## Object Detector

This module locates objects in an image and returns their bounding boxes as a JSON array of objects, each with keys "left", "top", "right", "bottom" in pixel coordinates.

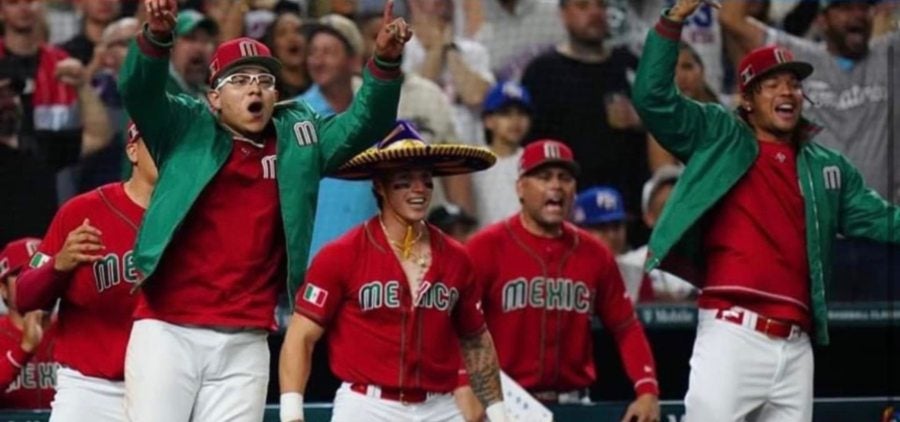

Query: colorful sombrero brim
[{"left": 332, "top": 144, "right": 497, "bottom": 180}]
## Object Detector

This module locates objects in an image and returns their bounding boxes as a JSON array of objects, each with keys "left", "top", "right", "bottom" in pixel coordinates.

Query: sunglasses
[{"left": 215, "top": 73, "right": 277, "bottom": 90}]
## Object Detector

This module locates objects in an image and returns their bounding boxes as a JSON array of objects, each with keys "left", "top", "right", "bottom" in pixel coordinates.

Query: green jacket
[
  {"left": 119, "top": 32, "right": 402, "bottom": 304},
  {"left": 632, "top": 19, "right": 900, "bottom": 345}
]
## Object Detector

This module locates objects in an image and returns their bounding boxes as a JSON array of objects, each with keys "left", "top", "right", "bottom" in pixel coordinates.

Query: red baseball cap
[
  {"left": 738, "top": 45, "right": 813, "bottom": 92},
  {"left": 0, "top": 238, "right": 41, "bottom": 280},
  {"left": 208, "top": 37, "right": 282, "bottom": 85},
  {"left": 519, "top": 139, "right": 579, "bottom": 176}
]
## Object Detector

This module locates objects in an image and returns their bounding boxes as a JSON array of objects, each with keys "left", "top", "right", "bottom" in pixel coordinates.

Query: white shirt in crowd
[{"left": 472, "top": 148, "right": 523, "bottom": 228}]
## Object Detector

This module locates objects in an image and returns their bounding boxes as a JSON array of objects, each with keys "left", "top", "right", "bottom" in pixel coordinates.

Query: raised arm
[
  {"left": 632, "top": 1, "right": 728, "bottom": 161},
  {"left": 719, "top": 0, "right": 768, "bottom": 56},
  {"left": 278, "top": 313, "right": 325, "bottom": 422},
  {"left": 118, "top": 0, "right": 199, "bottom": 162},
  {"left": 317, "top": 0, "right": 411, "bottom": 173}
]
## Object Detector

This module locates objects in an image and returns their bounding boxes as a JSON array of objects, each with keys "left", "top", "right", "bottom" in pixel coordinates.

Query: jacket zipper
[{"left": 801, "top": 150, "right": 824, "bottom": 330}]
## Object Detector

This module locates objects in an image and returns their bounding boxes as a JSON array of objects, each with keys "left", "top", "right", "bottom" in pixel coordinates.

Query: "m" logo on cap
[
  {"left": 239, "top": 41, "right": 260, "bottom": 57},
  {"left": 773, "top": 48, "right": 790, "bottom": 64},
  {"left": 543, "top": 142, "right": 561, "bottom": 159}
]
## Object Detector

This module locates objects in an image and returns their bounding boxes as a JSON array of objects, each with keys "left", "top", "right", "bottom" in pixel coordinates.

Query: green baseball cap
[{"left": 175, "top": 10, "right": 220, "bottom": 38}]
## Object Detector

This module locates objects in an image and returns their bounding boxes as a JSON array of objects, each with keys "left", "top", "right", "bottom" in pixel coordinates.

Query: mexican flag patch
[
  {"left": 302, "top": 283, "right": 328, "bottom": 308},
  {"left": 29, "top": 252, "right": 50, "bottom": 269}
]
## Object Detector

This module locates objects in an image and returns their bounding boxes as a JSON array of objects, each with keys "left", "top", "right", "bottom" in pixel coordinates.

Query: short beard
[{"left": 570, "top": 34, "right": 605, "bottom": 50}]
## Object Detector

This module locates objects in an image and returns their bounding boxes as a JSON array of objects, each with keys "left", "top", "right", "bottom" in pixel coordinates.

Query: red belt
[
  {"left": 350, "top": 383, "right": 430, "bottom": 404},
  {"left": 714, "top": 308, "right": 798, "bottom": 339}
]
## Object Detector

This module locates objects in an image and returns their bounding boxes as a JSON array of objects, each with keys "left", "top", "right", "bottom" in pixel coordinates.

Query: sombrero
[{"left": 333, "top": 121, "right": 497, "bottom": 180}]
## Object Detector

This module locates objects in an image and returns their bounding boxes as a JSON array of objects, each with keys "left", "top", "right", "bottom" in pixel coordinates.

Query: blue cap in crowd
[
  {"left": 483, "top": 81, "right": 533, "bottom": 115},
  {"left": 572, "top": 186, "right": 626, "bottom": 226}
]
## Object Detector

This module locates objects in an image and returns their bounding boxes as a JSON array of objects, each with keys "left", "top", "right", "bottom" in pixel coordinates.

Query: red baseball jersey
[
  {"left": 295, "top": 217, "right": 485, "bottom": 393},
  {"left": 0, "top": 316, "right": 57, "bottom": 409},
  {"left": 134, "top": 137, "right": 285, "bottom": 330},
  {"left": 16, "top": 183, "right": 143, "bottom": 380},
  {"left": 701, "top": 140, "right": 811, "bottom": 330},
  {"left": 467, "top": 215, "right": 659, "bottom": 395}
]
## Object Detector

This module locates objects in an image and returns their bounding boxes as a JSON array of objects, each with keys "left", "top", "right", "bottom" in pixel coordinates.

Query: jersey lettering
[
  {"left": 358, "top": 280, "right": 457, "bottom": 312},
  {"left": 501, "top": 277, "right": 592, "bottom": 313},
  {"left": 5, "top": 362, "right": 58, "bottom": 392},
  {"left": 417, "top": 282, "right": 459, "bottom": 312},
  {"left": 93, "top": 250, "right": 138, "bottom": 293}
]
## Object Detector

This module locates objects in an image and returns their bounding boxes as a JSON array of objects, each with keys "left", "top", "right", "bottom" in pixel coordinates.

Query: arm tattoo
[{"left": 460, "top": 331, "right": 503, "bottom": 406}]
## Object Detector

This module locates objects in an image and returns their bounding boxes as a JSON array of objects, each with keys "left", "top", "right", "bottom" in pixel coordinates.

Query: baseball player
[
  {"left": 632, "top": 1, "right": 900, "bottom": 420},
  {"left": 0, "top": 238, "right": 56, "bottom": 409},
  {"left": 466, "top": 140, "right": 660, "bottom": 422},
  {"left": 120, "top": 1, "right": 410, "bottom": 420},
  {"left": 13, "top": 124, "right": 154, "bottom": 421},
  {"left": 279, "top": 121, "right": 509, "bottom": 422}
]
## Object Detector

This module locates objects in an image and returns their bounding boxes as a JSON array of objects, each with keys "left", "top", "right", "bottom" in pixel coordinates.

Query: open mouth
[
  {"left": 407, "top": 197, "right": 427, "bottom": 207},
  {"left": 248, "top": 101, "right": 263, "bottom": 116},
  {"left": 774, "top": 103, "right": 796, "bottom": 120},
  {"left": 544, "top": 198, "right": 564, "bottom": 212}
]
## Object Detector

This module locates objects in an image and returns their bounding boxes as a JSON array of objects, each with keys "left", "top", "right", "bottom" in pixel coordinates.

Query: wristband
[
  {"left": 373, "top": 55, "right": 402, "bottom": 69},
  {"left": 279, "top": 392, "right": 304, "bottom": 422},
  {"left": 485, "top": 401, "right": 508, "bottom": 422}
]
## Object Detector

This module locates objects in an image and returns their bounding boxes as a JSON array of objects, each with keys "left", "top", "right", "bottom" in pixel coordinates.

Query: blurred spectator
[
  {"left": 167, "top": 10, "right": 219, "bottom": 100},
  {"left": 721, "top": 0, "right": 899, "bottom": 203},
  {"left": 521, "top": 0, "right": 649, "bottom": 245},
  {"left": 0, "top": 0, "right": 111, "bottom": 242},
  {"left": 573, "top": 186, "right": 628, "bottom": 254},
  {"left": 428, "top": 203, "right": 478, "bottom": 243},
  {"left": 466, "top": 0, "right": 567, "bottom": 80},
  {"left": 79, "top": 17, "right": 140, "bottom": 192},
  {"left": 625, "top": 0, "right": 725, "bottom": 94},
  {"left": 403, "top": 0, "right": 494, "bottom": 145},
  {"left": 0, "top": 70, "right": 57, "bottom": 246},
  {"left": 44, "top": 0, "right": 80, "bottom": 45},
  {"left": 301, "top": 14, "right": 375, "bottom": 262},
  {"left": 309, "top": 0, "right": 357, "bottom": 18},
  {"left": 60, "top": 0, "right": 120, "bottom": 64},
  {"left": 573, "top": 185, "right": 654, "bottom": 303},
  {"left": 263, "top": 11, "right": 311, "bottom": 98},
  {"left": 0, "top": 0, "right": 81, "bottom": 166},
  {"left": 0, "top": 238, "right": 56, "bottom": 409},
  {"left": 358, "top": 11, "right": 476, "bottom": 214},
  {"left": 473, "top": 80, "right": 531, "bottom": 228},
  {"left": 619, "top": 166, "right": 697, "bottom": 302}
]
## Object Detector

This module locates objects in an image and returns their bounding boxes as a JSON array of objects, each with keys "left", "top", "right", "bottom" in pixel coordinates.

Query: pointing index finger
[{"left": 383, "top": 0, "right": 394, "bottom": 27}]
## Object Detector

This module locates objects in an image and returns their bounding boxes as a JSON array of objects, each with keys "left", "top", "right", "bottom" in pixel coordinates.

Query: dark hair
[{"left": 482, "top": 103, "right": 532, "bottom": 145}]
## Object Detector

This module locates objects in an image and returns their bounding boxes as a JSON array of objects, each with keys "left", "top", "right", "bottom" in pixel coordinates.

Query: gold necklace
[{"left": 379, "top": 217, "right": 425, "bottom": 260}]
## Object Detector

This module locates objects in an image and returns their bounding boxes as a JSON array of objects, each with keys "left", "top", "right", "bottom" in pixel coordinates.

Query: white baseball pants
[
  {"left": 331, "top": 382, "right": 464, "bottom": 422},
  {"left": 50, "top": 367, "right": 126, "bottom": 422},
  {"left": 124, "top": 319, "right": 269, "bottom": 422},
  {"left": 684, "top": 309, "right": 814, "bottom": 422}
]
